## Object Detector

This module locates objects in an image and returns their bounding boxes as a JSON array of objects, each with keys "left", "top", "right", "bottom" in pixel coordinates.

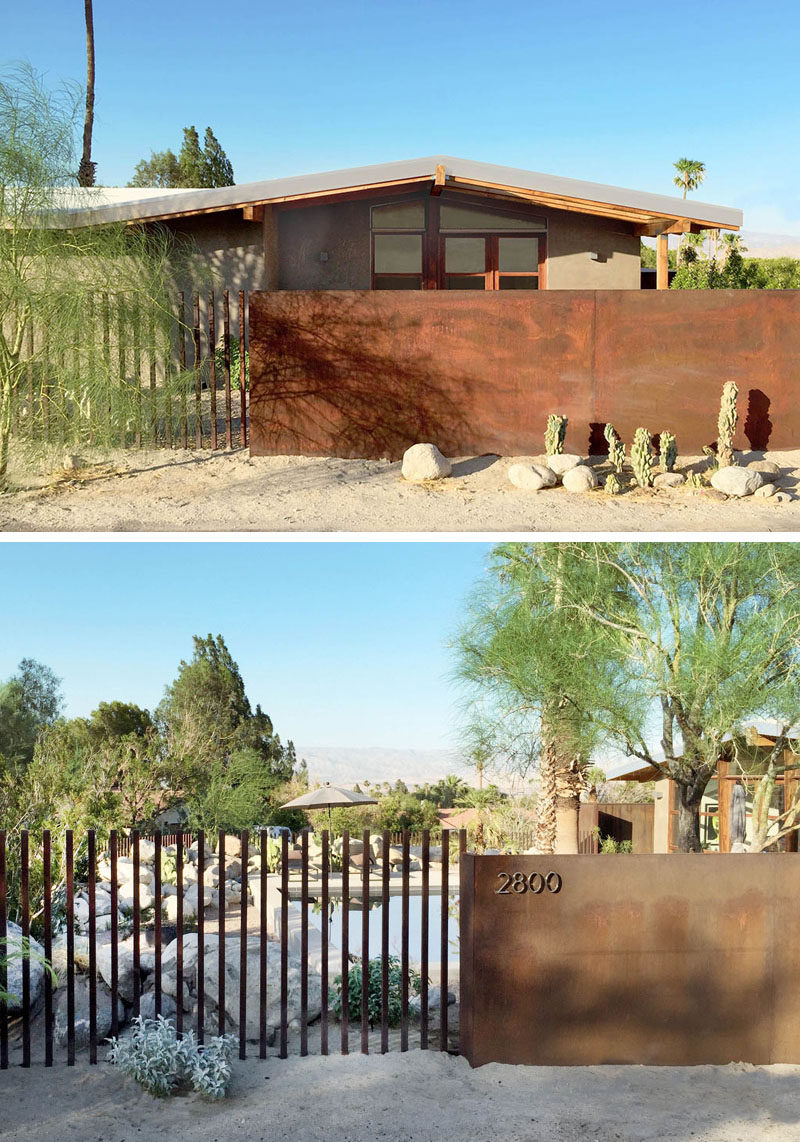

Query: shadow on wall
[
  {"left": 249, "top": 292, "right": 475, "bottom": 459},
  {"left": 744, "top": 389, "right": 773, "bottom": 451}
]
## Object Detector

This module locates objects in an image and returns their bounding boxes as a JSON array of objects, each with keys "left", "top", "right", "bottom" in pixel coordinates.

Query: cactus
[
  {"left": 604, "top": 472, "right": 621, "bottom": 495},
  {"left": 702, "top": 444, "right": 719, "bottom": 472},
  {"left": 717, "top": 381, "right": 738, "bottom": 467},
  {"left": 603, "top": 423, "right": 626, "bottom": 474},
  {"left": 545, "top": 414, "right": 568, "bottom": 456},
  {"left": 684, "top": 470, "right": 703, "bottom": 489},
  {"left": 631, "top": 428, "right": 654, "bottom": 488},
  {"left": 659, "top": 431, "right": 677, "bottom": 472}
]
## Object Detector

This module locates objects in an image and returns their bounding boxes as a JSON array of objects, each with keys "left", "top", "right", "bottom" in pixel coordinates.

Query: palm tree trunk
[
  {"left": 78, "top": 0, "right": 96, "bottom": 187},
  {"left": 536, "top": 736, "right": 557, "bottom": 854}
]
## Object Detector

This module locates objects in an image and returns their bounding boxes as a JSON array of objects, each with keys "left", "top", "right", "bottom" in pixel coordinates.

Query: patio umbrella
[
  {"left": 280, "top": 782, "right": 378, "bottom": 835},
  {"left": 730, "top": 782, "right": 747, "bottom": 849}
]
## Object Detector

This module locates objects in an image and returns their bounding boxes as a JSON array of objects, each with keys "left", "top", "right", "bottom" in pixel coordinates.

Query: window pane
[
  {"left": 445, "top": 237, "right": 486, "bottom": 273},
  {"left": 373, "top": 234, "right": 422, "bottom": 273},
  {"left": 499, "top": 237, "right": 540, "bottom": 272},
  {"left": 440, "top": 202, "right": 546, "bottom": 231},
  {"left": 371, "top": 201, "right": 426, "bottom": 230},
  {"left": 373, "top": 274, "right": 423, "bottom": 290},
  {"left": 445, "top": 275, "right": 486, "bottom": 290},
  {"left": 498, "top": 275, "right": 539, "bottom": 290}
]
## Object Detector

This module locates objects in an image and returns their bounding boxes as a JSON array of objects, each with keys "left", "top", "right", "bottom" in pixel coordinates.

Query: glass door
[
  {"left": 440, "top": 235, "right": 543, "bottom": 289},
  {"left": 443, "top": 236, "right": 489, "bottom": 289}
]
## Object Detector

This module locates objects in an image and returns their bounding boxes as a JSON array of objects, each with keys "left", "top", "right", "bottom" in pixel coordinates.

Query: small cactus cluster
[
  {"left": 717, "top": 381, "right": 738, "bottom": 467},
  {"left": 603, "top": 423, "right": 626, "bottom": 474},
  {"left": 604, "top": 472, "right": 621, "bottom": 495},
  {"left": 702, "top": 444, "right": 719, "bottom": 472},
  {"left": 631, "top": 428, "right": 654, "bottom": 488},
  {"left": 659, "top": 430, "right": 677, "bottom": 472},
  {"left": 684, "top": 470, "right": 703, "bottom": 488},
  {"left": 545, "top": 414, "right": 568, "bottom": 456}
]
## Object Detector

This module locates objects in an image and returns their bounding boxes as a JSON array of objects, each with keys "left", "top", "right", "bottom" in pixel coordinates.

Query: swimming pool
[{"left": 306, "top": 892, "right": 460, "bottom": 965}]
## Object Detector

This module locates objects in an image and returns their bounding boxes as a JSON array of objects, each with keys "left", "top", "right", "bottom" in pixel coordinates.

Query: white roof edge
[{"left": 53, "top": 154, "right": 743, "bottom": 229}]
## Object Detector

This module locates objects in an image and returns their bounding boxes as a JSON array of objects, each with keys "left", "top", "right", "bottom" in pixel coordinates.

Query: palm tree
[
  {"left": 672, "top": 158, "right": 705, "bottom": 267},
  {"left": 78, "top": 0, "right": 96, "bottom": 186}
]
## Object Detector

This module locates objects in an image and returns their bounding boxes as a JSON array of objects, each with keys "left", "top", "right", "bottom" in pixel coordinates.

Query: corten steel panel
[
  {"left": 249, "top": 290, "right": 800, "bottom": 460},
  {"left": 459, "top": 853, "right": 800, "bottom": 1068}
]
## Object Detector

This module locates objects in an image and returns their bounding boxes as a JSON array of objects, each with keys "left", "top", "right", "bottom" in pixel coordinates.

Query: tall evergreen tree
[
  {"left": 178, "top": 126, "right": 205, "bottom": 187},
  {"left": 203, "top": 127, "right": 234, "bottom": 187}
]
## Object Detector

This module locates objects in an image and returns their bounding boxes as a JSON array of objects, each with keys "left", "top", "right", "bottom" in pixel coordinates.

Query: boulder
[
  {"left": 182, "top": 883, "right": 217, "bottom": 918},
  {"left": 774, "top": 491, "right": 794, "bottom": 503},
  {"left": 401, "top": 443, "right": 452, "bottom": 482},
  {"left": 53, "top": 975, "right": 126, "bottom": 1049},
  {"left": 747, "top": 459, "right": 781, "bottom": 477},
  {"left": 562, "top": 465, "right": 598, "bottom": 493},
  {"left": 654, "top": 472, "right": 685, "bottom": 489},
  {"left": 136, "top": 989, "right": 178, "bottom": 1023},
  {"left": 409, "top": 986, "right": 456, "bottom": 1015},
  {"left": 96, "top": 944, "right": 138, "bottom": 1005},
  {"left": 138, "top": 840, "right": 156, "bottom": 864},
  {"left": 50, "top": 934, "right": 91, "bottom": 979},
  {"left": 546, "top": 453, "right": 583, "bottom": 477},
  {"left": 94, "top": 888, "right": 113, "bottom": 916},
  {"left": 753, "top": 482, "right": 776, "bottom": 499},
  {"left": 507, "top": 463, "right": 555, "bottom": 492},
  {"left": 710, "top": 466, "right": 765, "bottom": 497},
  {"left": 1, "top": 922, "right": 46, "bottom": 1016}
]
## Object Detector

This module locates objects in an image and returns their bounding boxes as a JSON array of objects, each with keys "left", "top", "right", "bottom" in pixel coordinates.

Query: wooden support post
[
  {"left": 656, "top": 233, "right": 669, "bottom": 290},
  {"left": 784, "top": 750, "right": 799, "bottom": 853},
  {"left": 717, "top": 759, "right": 731, "bottom": 853}
]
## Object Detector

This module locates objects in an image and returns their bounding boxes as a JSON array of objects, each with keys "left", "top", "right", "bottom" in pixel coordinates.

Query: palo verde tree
[
  {"left": 0, "top": 63, "right": 196, "bottom": 487},
  {"left": 458, "top": 543, "right": 800, "bottom": 852}
]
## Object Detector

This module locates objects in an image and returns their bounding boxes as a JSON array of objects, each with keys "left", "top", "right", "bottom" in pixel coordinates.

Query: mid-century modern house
[
  {"left": 58, "top": 155, "right": 742, "bottom": 293},
  {"left": 602, "top": 723, "right": 800, "bottom": 854}
]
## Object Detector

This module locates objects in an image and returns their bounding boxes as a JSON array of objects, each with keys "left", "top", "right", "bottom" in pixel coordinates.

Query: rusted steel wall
[
  {"left": 248, "top": 290, "right": 800, "bottom": 458},
  {"left": 459, "top": 853, "right": 800, "bottom": 1067}
]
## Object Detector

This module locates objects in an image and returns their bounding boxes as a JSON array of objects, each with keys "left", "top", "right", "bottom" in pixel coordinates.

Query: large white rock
[
  {"left": 96, "top": 944, "right": 138, "bottom": 1004},
  {"left": 507, "top": 463, "right": 556, "bottom": 491},
  {"left": 94, "top": 888, "right": 113, "bottom": 916},
  {"left": 546, "top": 453, "right": 583, "bottom": 477},
  {"left": 182, "top": 882, "right": 217, "bottom": 918},
  {"left": 53, "top": 975, "right": 126, "bottom": 1049},
  {"left": 753, "top": 482, "right": 776, "bottom": 499},
  {"left": 401, "top": 443, "right": 452, "bottom": 482},
  {"left": 711, "top": 466, "right": 765, "bottom": 497},
  {"left": 747, "top": 459, "right": 781, "bottom": 477},
  {"left": 562, "top": 465, "right": 598, "bottom": 493},
  {"left": 1, "top": 922, "right": 46, "bottom": 1015}
]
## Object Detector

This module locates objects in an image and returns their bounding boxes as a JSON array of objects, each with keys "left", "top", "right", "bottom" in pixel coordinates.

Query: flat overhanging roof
[{"left": 50, "top": 155, "right": 743, "bottom": 234}]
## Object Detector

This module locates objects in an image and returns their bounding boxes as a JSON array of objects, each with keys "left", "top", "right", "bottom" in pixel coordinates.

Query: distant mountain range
[
  {"left": 295, "top": 745, "right": 534, "bottom": 794},
  {"left": 736, "top": 231, "right": 800, "bottom": 258}
]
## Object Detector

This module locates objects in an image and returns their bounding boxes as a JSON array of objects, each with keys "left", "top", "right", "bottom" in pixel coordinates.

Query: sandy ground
[
  {"left": 2, "top": 448, "right": 800, "bottom": 533},
  {"left": 1, "top": 1052, "right": 799, "bottom": 1142}
]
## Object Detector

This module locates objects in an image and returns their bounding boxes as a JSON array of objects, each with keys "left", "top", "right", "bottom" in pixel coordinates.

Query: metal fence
[
  {"left": 0, "top": 826, "right": 465, "bottom": 1070},
  {"left": 10, "top": 289, "right": 249, "bottom": 453}
]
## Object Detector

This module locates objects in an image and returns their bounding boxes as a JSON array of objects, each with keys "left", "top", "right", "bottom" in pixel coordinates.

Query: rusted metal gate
[
  {"left": 0, "top": 827, "right": 464, "bottom": 1069},
  {"left": 460, "top": 852, "right": 800, "bottom": 1067}
]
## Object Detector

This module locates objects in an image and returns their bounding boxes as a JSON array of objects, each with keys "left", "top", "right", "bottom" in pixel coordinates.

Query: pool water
[{"left": 306, "top": 892, "right": 460, "bottom": 965}]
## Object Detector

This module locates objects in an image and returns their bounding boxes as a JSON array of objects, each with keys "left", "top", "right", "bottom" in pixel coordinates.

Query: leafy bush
[
  {"left": 332, "top": 956, "right": 422, "bottom": 1029},
  {"left": 213, "top": 335, "right": 249, "bottom": 391},
  {"left": 108, "top": 1015, "right": 236, "bottom": 1099}
]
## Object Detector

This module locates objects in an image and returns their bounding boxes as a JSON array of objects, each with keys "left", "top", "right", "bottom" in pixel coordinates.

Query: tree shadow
[
  {"left": 744, "top": 389, "right": 773, "bottom": 451},
  {"left": 248, "top": 292, "right": 477, "bottom": 460},
  {"left": 450, "top": 455, "right": 501, "bottom": 478}
]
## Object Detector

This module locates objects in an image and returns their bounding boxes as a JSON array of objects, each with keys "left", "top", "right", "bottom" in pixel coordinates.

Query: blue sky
[
  {"left": 0, "top": 541, "right": 491, "bottom": 751},
  {"left": 3, "top": 0, "right": 799, "bottom": 234}
]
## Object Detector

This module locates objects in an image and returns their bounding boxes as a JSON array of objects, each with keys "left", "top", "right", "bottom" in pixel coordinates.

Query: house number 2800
[{"left": 495, "top": 870, "right": 562, "bottom": 895}]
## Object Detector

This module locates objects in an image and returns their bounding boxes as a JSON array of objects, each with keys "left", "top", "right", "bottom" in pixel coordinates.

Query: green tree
[
  {"left": 178, "top": 126, "right": 205, "bottom": 187},
  {"left": 0, "top": 658, "right": 63, "bottom": 773},
  {"left": 202, "top": 127, "right": 234, "bottom": 187},
  {"left": 128, "top": 149, "right": 181, "bottom": 188},
  {"left": 672, "top": 157, "right": 706, "bottom": 269},
  {"left": 0, "top": 63, "right": 195, "bottom": 487},
  {"left": 457, "top": 543, "right": 800, "bottom": 853}
]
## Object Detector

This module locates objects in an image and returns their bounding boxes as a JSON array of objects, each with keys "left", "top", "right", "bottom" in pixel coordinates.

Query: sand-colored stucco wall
[
  {"left": 165, "top": 210, "right": 269, "bottom": 293},
  {"left": 545, "top": 208, "right": 641, "bottom": 290},
  {"left": 278, "top": 199, "right": 372, "bottom": 290}
]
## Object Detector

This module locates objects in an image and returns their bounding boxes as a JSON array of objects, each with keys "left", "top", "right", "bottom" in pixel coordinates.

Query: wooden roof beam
[{"left": 431, "top": 163, "right": 446, "bottom": 196}]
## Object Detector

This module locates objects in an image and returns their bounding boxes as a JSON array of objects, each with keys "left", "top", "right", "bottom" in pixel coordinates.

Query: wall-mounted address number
[{"left": 495, "top": 871, "right": 562, "bottom": 895}]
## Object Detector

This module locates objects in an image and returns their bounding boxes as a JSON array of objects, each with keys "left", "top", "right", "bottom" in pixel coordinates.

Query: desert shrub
[
  {"left": 213, "top": 335, "right": 249, "bottom": 391},
  {"left": 332, "top": 956, "right": 422, "bottom": 1029},
  {"left": 108, "top": 1015, "right": 236, "bottom": 1099}
]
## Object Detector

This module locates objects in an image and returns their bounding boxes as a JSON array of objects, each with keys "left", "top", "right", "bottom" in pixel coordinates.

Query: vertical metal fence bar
[
  {"left": 88, "top": 830, "right": 97, "bottom": 1064},
  {"left": 238, "top": 290, "right": 247, "bottom": 447},
  {"left": 340, "top": 831, "right": 349, "bottom": 1055},
  {"left": 381, "top": 830, "right": 390, "bottom": 1054},
  {"left": 218, "top": 830, "right": 225, "bottom": 1037},
  {"left": 321, "top": 830, "right": 329, "bottom": 1056},
  {"left": 401, "top": 829, "right": 410, "bottom": 1052},
  {"left": 175, "top": 830, "right": 183, "bottom": 1034},
  {"left": 178, "top": 292, "right": 188, "bottom": 449},
  {"left": 440, "top": 829, "right": 450, "bottom": 1052},
  {"left": 360, "top": 828, "right": 369, "bottom": 1054},
  {"left": 196, "top": 830, "right": 205, "bottom": 1043},
  {"left": 26, "top": 322, "right": 35, "bottom": 440},
  {"left": 154, "top": 832, "right": 162, "bottom": 1017},
  {"left": 420, "top": 828, "right": 430, "bottom": 1050},
  {"left": 101, "top": 293, "right": 111, "bottom": 436},
  {"left": 223, "top": 290, "right": 232, "bottom": 449},
  {"left": 279, "top": 833, "right": 289, "bottom": 1059},
  {"left": 208, "top": 292, "right": 217, "bottom": 450},
  {"left": 132, "top": 831, "right": 140, "bottom": 1018},
  {"left": 116, "top": 298, "right": 126, "bottom": 444},
  {"left": 20, "top": 831, "right": 30, "bottom": 1067},
  {"left": 0, "top": 832, "right": 5, "bottom": 1070},
  {"left": 149, "top": 309, "right": 157, "bottom": 446},
  {"left": 239, "top": 830, "right": 248, "bottom": 1060},
  {"left": 133, "top": 300, "right": 142, "bottom": 448},
  {"left": 110, "top": 831, "right": 119, "bottom": 1039},
  {"left": 193, "top": 294, "right": 202, "bottom": 449},
  {"left": 259, "top": 830, "right": 267, "bottom": 1060},
  {"left": 43, "top": 830, "right": 53, "bottom": 1067},
  {"left": 66, "top": 830, "right": 75, "bottom": 1066},
  {"left": 300, "top": 830, "right": 308, "bottom": 1057}
]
